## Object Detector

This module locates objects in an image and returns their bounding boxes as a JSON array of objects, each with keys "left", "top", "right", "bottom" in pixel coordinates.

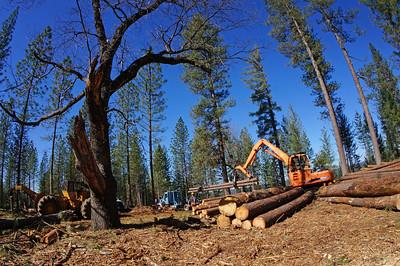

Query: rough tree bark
[
  {"left": 317, "top": 174, "right": 400, "bottom": 197},
  {"left": 235, "top": 187, "right": 304, "bottom": 221},
  {"left": 252, "top": 191, "right": 314, "bottom": 229},
  {"left": 317, "top": 194, "right": 400, "bottom": 210},
  {"left": 319, "top": 7, "right": 382, "bottom": 165},
  {"left": 49, "top": 98, "right": 61, "bottom": 195},
  {"left": 287, "top": 4, "right": 349, "bottom": 175}
]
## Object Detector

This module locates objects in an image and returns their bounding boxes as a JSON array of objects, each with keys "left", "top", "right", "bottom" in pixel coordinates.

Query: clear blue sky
[{"left": 0, "top": 0, "right": 397, "bottom": 165}]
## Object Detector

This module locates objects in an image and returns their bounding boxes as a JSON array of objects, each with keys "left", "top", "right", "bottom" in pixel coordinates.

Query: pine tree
[
  {"left": 361, "top": 44, "right": 400, "bottom": 159},
  {"left": 129, "top": 132, "right": 148, "bottom": 206},
  {"left": 336, "top": 104, "right": 360, "bottom": 172},
  {"left": 0, "top": 110, "right": 12, "bottom": 207},
  {"left": 313, "top": 128, "right": 335, "bottom": 171},
  {"left": 280, "top": 106, "right": 313, "bottom": 157},
  {"left": 243, "top": 47, "right": 284, "bottom": 185},
  {"left": 153, "top": 144, "right": 171, "bottom": 200},
  {"left": 47, "top": 57, "right": 74, "bottom": 194},
  {"left": 361, "top": 0, "right": 400, "bottom": 60},
  {"left": 309, "top": 0, "right": 382, "bottom": 164},
  {"left": 0, "top": 8, "right": 18, "bottom": 84},
  {"left": 39, "top": 152, "right": 50, "bottom": 194},
  {"left": 11, "top": 27, "right": 52, "bottom": 207},
  {"left": 136, "top": 63, "right": 166, "bottom": 203},
  {"left": 183, "top": 14, "right": 234, "bottom": 187},
  {"left": 354, "top": 112, "right": 375, "bottom": 164},
  {"left": 191, "top": 126, "right": 217, "bottom": 187},
  {"left": 265, "top": 0, "right": 349, "bottom": 175},
  {"left": 170, "top": 117, "right": 191, "bottom": 203}
]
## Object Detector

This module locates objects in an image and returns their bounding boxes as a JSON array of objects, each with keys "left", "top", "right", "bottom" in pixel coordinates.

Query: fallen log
[
  {"left": 317, "top": 174, "right": 400, "bottom": 197},
  {"left": 235, "top": 188, "right": 304, "bottom": 221},
  {"left": 231, "top": 218, "right": 242, "bottom": 228},
  {"left": 217, "top": 215, "right": 231, "bottom": 229},
  {"left": 202, "top": 196, "right": 224, "bottom": 204},
  {"left": 42, "top": 228, "right": 63, "bottom": 245},
  {"left": 253, "top": 191, "right": 314, "bottom": 229},
  {"left": 317, "top": 194, "right": 400, "bottom": 210},
  {"left": 339, "top": 169, "right": 400, "bottom": 181},
  {"left": 241, "top": 220, "right": 252, "bottom": 230},
  {"left": 0, "top": 213, "right": 60, "bottom": 231},
  {"left": 201, "top": 207, "right": 220, "bottom": 217},
  {"left": 219, "top": 187, "right": 284, "bottom": 217}
]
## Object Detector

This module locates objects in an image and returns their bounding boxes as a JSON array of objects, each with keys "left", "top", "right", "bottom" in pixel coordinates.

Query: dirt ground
[{"left": 1, "top": 201, "right": 400, "bottom": 266}]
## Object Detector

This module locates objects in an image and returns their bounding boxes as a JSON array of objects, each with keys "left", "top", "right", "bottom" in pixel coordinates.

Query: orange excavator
[{"left": 235, "top": 139, "right": 333, "bottom": 187}]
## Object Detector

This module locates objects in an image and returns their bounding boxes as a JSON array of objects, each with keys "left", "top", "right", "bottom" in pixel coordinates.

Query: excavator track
[{"left": 81, "top": 198, "right": 91, "bottom": 219}]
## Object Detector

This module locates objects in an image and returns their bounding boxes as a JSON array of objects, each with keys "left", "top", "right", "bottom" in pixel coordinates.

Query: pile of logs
[
  {"left": 194, "top": 187, "right": 314, "bottom": 230},
  {"left": 317, "top": 160, "right": 400, "bottom": 211}
]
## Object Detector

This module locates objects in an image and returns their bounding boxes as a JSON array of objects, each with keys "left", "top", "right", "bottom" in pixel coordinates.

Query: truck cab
[{"left": 159, "top": 191, "right": 182, "bottom": 209}]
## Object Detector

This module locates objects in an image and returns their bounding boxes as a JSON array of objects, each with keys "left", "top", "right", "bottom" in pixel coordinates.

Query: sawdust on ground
[{"left": 1, "top": 201, "right": 400, "bottom": 266}]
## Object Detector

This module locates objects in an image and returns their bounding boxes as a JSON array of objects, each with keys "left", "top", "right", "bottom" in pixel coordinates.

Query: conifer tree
[
  {"left": 129, "top": 132, "right": 147, "bottom": 206},
  {"left": 336, "top": 104, "right": 360, "bottom": 172},
  {"left": 354, "top": 112, "right": 375, "bottom": 164},
  {"left": 243, "top": 47, "right": 284, "bottom": 184},
  {"left": 0, "top": 110, "right": 12, "bottom": 206},
  {"left": 361, "top": 44, "right": 400, "bottom": 159},
  {"left": 313, "top": 128, "right": 335, "bottom": 171},
  {"left": 39, "top": 152, "right": 50, "bottom": 194},
  {"left": 280, "top": 106, "right": 313, "bottom": 157},
  {"left": 265, "top": 0, "right": 349, "bottom": 174},
  {"left": 361, "top": 0, "right": 400, "bottom": 60},
  {"left": 136, "top": 63, "right": 166, "bottom": 203},
  {"left": 183, "top": 14, "right": 234, "bottom": 186},
  {"left": 0, "top": 8, "right": 18, "bottom": 84},
  {"left": 153, "top": 144, "right": 171, "bottom": 199},
  {"left": 309, "top": 0, "right": 382, "bottom": 164},
  {"left": 11, "top": 27, "right": 52, "bottom": 207},
  {"left": 170, "top": 117, "right": 191, "bottom": 203}
]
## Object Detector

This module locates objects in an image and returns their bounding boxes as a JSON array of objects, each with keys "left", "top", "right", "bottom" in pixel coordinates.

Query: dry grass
[{"left": 1, "top": 201, "right": 400, "bottom": 265}]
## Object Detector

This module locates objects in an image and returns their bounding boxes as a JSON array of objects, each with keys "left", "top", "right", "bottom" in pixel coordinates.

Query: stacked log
[
  {"left": 252, "top": 191, "right": 314, "bottom": 229},
  {"left": 235, "top": 188, "right": 304, "bottom": 221},
  {"left": 317, "top": 160, "right": 400, "bottom": 211},
  {"left": 218, "top": 187, "right": 285, "bottom": 216}
]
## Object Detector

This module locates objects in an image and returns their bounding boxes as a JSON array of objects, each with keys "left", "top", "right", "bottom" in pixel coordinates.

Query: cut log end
[
  {"left": 241, "top": 220, "right": 252, "bottom": 230},
  {"left": 217, "top": 215, "right": 231, "bottom": 229},
  {"left": 218, "top": 202, "right": 237, "bottom": 217},
  {"left": 235, "top": 205, "right": 249, "bottom": 221},
  {"left": 252, "top": 217, "right": 266, "bottom": 229},
  {"left": 231, "top": 218, "right": 242, "bottom": 228}
]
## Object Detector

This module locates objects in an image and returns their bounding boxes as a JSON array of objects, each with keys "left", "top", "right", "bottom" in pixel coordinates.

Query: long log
[
  {"left": 0, "top": 213, "right": 60, "bottom": 231},
  {"left": 201, "top": 207, "right": 220, "bottom": 217},
  {"left": 339, "top": 169, "right": 400, "bottom": 181},
  {"left": 219, "top": 187, "right": 285, "bottom": 217},
  {"left": 235, "top": 188, "right": 304, "bottom": 221},
  {"left": 216, "top": 215, "right": 231, "bottom": 228},
  {"left": 317, "top": 194, "right": 400, "bottom": 210},
  {"left": 202, "top": 196, "right": 224, "bottom": 204},
  {"left": 253, "top": 191, "right": 314, "bottom": 229},
  {"left": 318, "top": 174, "right": 400, "bottom": 197}
]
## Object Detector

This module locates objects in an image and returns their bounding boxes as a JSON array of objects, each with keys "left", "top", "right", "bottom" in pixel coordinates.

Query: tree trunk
[
  {"left": 201, "top": 206, "right": 220, "bottom": 217},
  {"left": 241, "top": 220, "right": 252, "bottom": 230},
  {"left": 218, "top": 187, "right": 285, "bottom": 216},
  {"left": 0, "top": 213, "right": 60, "bottom": 230},
  {"left": 125, "top": 123, "right": 132, "bottom": 206},
  {"left": 267, "top": 96, "right": 285, "bottom": 185},
  {"left": 317, "top": 174, "right": 400, "bottom": 197},
  {"left": 253, "top": 191, "right": 314, "bottom": 229},
  {"left": 235, "top": 187, "right": 304, "bottom": 221},
  {"left": 50, "top": 116, "right": 59, "bottom": 195},
  {"left": 69, "top": 87, "right": 120, "bottom": 229},
  {"left": 147, "top": 66, "right": 156, "bottom": 205},
  {"left": 321, "top": 8, "right": 382, "bottom": 165},
  {"left": 0, "top": 124, "right": 8, "bottom": 207},
  {"left": 232, "top": 218, "right": 242, "bottom": 228},
  {"left": 317, "top": 194, "right": 400, "bottom": 210},
  {"left": 289, "top": 9, "right": 349, "bottom": 175}
]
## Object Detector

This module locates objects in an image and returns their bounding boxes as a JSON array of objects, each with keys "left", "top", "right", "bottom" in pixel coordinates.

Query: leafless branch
[
  {"left": 0, "top": 90, "right": 85, "bottom": 126},
  {"left": 76, "top": 0, "right": 93, "bottom": 62},
  {"left": 91, "top": 0, "right": 108, "bottom": 54}
]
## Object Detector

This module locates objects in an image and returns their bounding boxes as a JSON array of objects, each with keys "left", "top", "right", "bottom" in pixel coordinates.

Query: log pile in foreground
[
  {"left": 214, "top": 187, "right": 313, "bottom": 230},
  {"left": 317, "top": 159, "right": 400, "bottom": 211},
  {"left": 252, "top": 191, "right": 314, "bottom": 229}
]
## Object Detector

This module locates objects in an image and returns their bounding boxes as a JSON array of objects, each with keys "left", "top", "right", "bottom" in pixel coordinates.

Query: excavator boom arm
[{"left": 235, "top": 139, "right": 290, "bottom": 177}]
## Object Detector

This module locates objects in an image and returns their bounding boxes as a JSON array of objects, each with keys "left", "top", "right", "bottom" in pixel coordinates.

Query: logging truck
[{"left": 235, "top": 139, "right": 334, "bottom": 187}]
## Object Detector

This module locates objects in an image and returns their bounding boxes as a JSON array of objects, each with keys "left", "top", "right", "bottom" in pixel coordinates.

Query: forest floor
[{"left": 1, "top": 201, "right": 400, "bottom": 266}]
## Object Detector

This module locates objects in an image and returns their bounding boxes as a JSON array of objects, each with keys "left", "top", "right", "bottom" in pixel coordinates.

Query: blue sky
[{"left": 0, "top": 0, "right": 397, "bottom": 164}]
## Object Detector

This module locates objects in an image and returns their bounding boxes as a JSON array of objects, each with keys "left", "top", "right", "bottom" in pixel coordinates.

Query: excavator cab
[{"left": 62, "top": 181, "right": 90, "bottom": 209}]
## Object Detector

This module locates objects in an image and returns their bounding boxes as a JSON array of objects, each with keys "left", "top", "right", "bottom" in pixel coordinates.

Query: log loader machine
[
  {"left": 235, "top": 139, "right": 333, "bottom": 187},
  {"left": 10, "top": 181, "right": 91, "bottom": 218}
]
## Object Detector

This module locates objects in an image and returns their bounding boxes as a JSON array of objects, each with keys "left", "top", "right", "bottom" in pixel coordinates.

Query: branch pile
[{"left": 317, "top": 160, "right": 400, "bottom": 211}]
